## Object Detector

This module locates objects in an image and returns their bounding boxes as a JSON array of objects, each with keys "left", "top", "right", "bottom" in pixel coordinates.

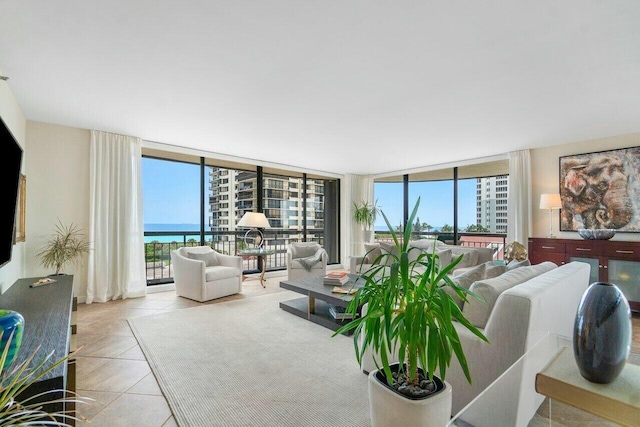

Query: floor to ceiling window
[
  {"left": 142, "top": 152, "right": 340, "bottom": 285},
  {"left": 373, "top": 159, "right": 509, "bottom": 257}
]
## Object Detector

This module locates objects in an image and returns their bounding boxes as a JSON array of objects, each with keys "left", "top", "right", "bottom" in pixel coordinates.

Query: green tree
[
  {"left": 465, "top": 223, "right": 489, "bottom": 232},
  {"left": 441, "top": 224, "right": 453, "bottom": 232}
]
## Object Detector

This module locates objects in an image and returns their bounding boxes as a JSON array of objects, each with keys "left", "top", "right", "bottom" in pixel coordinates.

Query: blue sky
[
  {"left": 143, "top": 157, "right": 479, "bottom": 228},
  {"left": 374, "top": 180, "right": 478, "bottom": 230}
]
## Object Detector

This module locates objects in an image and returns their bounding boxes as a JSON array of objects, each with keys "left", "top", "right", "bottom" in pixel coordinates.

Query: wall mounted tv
[{"left": 0, "top": 115, "right": 23, "bottom": 268}]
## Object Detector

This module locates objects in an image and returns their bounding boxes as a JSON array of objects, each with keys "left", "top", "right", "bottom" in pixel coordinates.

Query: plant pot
[
  {"left": 368, "top": 365, "right": 452, "bottom": 427},
  {"left": 362, "top": 230, "right": 374, "bottom": 244},
  {"left": 573, "top": 282, "right": 631, "bottom": 383}
]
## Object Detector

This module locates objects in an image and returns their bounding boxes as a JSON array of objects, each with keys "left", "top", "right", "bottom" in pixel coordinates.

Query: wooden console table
[
  {"left": 0, "top": 275, "right": 77, "bottom": 424},
  {"left": 528, "top": 238, "right": 640, "bottom": 311}
]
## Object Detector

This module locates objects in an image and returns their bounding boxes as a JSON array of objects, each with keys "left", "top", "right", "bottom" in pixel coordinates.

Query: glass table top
[{"left": 447, "top": 333, "right": 637, "bottom": 427}]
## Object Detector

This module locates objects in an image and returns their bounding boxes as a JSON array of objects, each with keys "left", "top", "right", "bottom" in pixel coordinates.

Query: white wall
[
  {"left": 0, "top": 70, "right": 27, "bottom": 292},
  {"left": 25, "top": 121, "right": 91, "bottom": 297},
  {"left": 530, "top": 132, "right": 640, "bottom": 242}
]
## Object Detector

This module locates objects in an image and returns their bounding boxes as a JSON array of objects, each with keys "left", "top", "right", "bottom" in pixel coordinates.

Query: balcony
[{"left": 144, "top": 229, "right": 325, "bottom": 285}]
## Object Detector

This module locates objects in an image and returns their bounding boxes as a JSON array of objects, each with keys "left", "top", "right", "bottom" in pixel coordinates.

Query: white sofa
[
  {"left": 350, "top": 239, "right": 494, "bottom": 276},
  {"left": 170, "top": 246, "right": 243, "bottom": 302},
  {"left": 360, "top": 261, "right": 590, "bottom": 415}
]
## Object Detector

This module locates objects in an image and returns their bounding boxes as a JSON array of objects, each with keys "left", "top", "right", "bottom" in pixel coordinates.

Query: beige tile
[
  {"left": 85, "top": 394, "right": 171, "bottom": 427},
  {"left": 76, "top": 335, "right": 138, "bottom": 358},
  {"left": 119, "top": 298, "right": 177, "bottom": 310},
  {"left": 126, "top": 372, "right": 163, "bottom": 396},
  {"left": 76, "top": 356, "right": 150, "bottom": 392},
  {"left": 115, "top": 344, "right": 146, "bottom": 360},
  {"left": 75, "top": 389, "right": 121, "bottom": 422},
  {"left": 82, "top": 318, "right": 134, "bottom": 337}
]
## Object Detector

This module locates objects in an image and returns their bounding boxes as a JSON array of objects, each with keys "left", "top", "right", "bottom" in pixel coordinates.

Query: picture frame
[
  {"left": 559, "top": 146, "right": 640, "bottom": 232},
  {"left": 14, "top": 174, "right": 26, "bottom": 243}
]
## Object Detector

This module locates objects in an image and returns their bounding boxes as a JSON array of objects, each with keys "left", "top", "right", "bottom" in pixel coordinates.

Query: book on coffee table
[
  {"left": 328, "top": 304, "right": 354, "bottom": 320},
  {"left": 332, "top": 286, "right": 356, "bottom": 295},
  {"left": 323, "top": 271, "right": 349, "bottom": 285}
]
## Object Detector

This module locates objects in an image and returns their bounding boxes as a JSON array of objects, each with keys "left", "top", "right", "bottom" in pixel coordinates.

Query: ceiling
[{"left": 1, "top": 1, "right": 639, "bottom": 176}]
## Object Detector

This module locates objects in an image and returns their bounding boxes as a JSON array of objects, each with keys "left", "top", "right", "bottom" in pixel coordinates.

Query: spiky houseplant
[
  {"left": 0, "top": 331, "right": 89, "bottom": 426},
  {"left": 352, "top": 199, "right": 379, "bottom": 231},
  {"left": 336, "top": 198, "right": 488, "bottom": 398},
  {"left": 37, "top": 222, "right": 90, "bottom": 275}
]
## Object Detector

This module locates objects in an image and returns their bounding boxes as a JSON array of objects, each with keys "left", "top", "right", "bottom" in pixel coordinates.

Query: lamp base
[{"left": 243, "top": 228, "right": 265, "bottom": 249}]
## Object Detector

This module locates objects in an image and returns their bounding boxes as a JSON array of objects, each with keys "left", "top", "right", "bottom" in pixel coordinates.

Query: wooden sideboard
[
  {"left": 528, "top": 238, "right": 640, "bottom": 311},
  {"left": 0, "top": 275, "right": 76, "bottom": 424}
]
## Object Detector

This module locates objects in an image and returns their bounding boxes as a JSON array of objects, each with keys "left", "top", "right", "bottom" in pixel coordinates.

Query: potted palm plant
[
  {"left": 352, "top": 199, "right": 379, "bottom": 243},
  {"left": 37, "top": 221, "right": 91, "bottom": 275},
  {"left": 336, "top": 198, "right": 488, "bottom": 427}
]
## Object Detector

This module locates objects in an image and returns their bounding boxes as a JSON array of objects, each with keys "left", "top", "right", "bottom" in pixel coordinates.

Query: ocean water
[{"left": 144, "top": 223, "right": 201, "bottom": 243}]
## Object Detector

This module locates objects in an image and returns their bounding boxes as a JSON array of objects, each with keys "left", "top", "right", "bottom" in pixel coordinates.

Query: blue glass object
[{"left": 0, "top": 309, "right": 25, "bottom": 369}]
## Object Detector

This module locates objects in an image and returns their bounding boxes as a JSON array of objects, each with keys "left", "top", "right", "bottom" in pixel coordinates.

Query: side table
[{"left": 237, "top": 249, "right": 275, "bottom": 288}]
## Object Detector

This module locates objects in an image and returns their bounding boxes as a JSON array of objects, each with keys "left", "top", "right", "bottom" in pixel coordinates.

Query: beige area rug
[{"left": 128, "top": 292, "right": 371, "bottom": 427}]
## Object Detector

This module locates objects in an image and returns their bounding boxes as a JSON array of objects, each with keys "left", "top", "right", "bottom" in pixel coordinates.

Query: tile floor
[
  {"left": 75, "top": 274, "right": 286, "bottom": 426},
  {"left": 75, "top": 274, "right": 640, "bottom": 426}
]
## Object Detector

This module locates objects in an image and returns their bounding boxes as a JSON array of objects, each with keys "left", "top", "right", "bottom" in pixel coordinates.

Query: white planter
[
  {"left": 362, "top": 230, "right": 374, "bottom": 243},
  {"left": 368, "top": 369, "right": 452, "bottom": 427}
]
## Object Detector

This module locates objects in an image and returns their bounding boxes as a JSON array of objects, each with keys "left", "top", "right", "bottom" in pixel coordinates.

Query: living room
[{"left": 1, "top": 2, "right": 639, "bottom": 426}]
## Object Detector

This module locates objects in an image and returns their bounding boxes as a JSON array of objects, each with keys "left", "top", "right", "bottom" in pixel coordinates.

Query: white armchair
[
  {"left": 286, "top": 242, "right": 327, "bottom": 280},
  {"left": 170, "top": 246, "right": 242, "bottom": 302}
]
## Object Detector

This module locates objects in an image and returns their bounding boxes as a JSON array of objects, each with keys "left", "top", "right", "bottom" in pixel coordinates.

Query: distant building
[
  {"left": 476, "top": 175, "right": 508, "bottom": 233},
  {"left": 208, "top": 168, "right": 324, "bottom": 241}
]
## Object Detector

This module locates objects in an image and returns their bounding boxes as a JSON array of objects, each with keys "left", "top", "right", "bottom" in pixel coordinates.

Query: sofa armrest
[{"left": 349, "top": 256, "right": 366, "bottom": 274}]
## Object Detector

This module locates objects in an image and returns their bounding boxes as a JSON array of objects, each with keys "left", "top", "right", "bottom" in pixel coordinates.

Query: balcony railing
[
  {"left": 373, "top": 231, "right": 507, "bottom": 261},
  {"left": 144, "top": 229, "right": 324, "bottom": 285}
]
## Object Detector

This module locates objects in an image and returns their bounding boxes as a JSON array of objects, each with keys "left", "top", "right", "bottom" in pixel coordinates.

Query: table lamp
[
  {"left": 539, "top": 193, "right": 562, "bottom": 238},
  {"left": 237, "top": 212, "right": 271, "bottom": 249}
]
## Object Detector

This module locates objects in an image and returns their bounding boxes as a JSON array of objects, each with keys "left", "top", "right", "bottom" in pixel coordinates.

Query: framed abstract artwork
[{"left": 559, "top": 146, "right": 640, "bottom": 232}]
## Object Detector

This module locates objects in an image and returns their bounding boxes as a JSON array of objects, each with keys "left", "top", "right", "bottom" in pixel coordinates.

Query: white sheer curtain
[
  {"left": 87, "top": 130, "right": 146, "bottom": 303},
  {"left": 342, "top": 174, "right": 374, "bottom": 266},
  {"left": 507, "top": 149, "right": 532, "bottom": 245}
]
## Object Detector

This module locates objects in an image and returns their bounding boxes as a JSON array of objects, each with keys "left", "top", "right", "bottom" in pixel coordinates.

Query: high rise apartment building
[
  {"left": 476, "top": 175, "right": 508, "bottom": 233},
  {"left": 208, "top": 168, "right": 324, "bottom": 239}
]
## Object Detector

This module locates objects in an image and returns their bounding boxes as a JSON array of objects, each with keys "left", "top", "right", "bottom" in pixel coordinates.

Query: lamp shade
[
  {"left": 540, "top": 193, "right": 562, "bottom": 210},
  {"left": 237, "top": 212, "right": 271, "bottom": 228}
]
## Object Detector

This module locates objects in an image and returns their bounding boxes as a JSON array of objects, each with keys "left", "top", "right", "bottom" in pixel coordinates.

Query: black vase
[{"left": 573, "top": 282, "right": 631, "bottom": 384}]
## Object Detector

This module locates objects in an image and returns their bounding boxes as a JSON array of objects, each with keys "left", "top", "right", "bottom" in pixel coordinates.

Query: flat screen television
[{"left": 0, "top": 115, "right": 23, "bottom": 268}]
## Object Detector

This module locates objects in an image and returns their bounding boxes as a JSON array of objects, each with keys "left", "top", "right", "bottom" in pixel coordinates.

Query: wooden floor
[{"left": 75, "top": 274, "right": 640, "bottom": 426}]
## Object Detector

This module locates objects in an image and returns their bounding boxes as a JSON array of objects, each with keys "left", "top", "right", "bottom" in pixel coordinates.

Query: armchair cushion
[
  {"left": 290, "top": 242, "right": 321, "bottom": 259},
  {"left": 205, "top": 266, "right": 242, "bottom": 281},
  {"left": 186, "top": 250, "right": 218, "bottom": 267}
]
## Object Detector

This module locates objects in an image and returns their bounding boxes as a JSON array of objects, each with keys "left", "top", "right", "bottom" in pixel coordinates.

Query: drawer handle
[
  {"left": 615, "top": 250, "right": 634, "bottom": 254},
  {"left": 541, "top": 246, "right": 555, "bottom": 249},
  {"left": 575, "top": 248, "right": 591, "bottom": 251}
]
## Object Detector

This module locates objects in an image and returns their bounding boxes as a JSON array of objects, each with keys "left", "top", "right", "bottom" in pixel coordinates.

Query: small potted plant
[
  {"left": 336, "top": 198, "right": 488, "bottom": 427},
  {"left": 352, "top": 199, "right": 379, "bottom": 243},
  {"left": 37, "top": 221, "right": 91, "bottom": 275}
]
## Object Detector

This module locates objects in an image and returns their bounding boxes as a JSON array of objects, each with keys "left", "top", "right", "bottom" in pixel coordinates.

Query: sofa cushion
[
  {"left": 506, "top": 258, "right": 531, "bottom": 271},
  {"left": 187, "top": 250, "right": 218, "bottom": 267},
  {"left": 463, "top": 261, "right": 557, "bottom": 329},
  {"left": 364, "top": 243, "right": 382, "bottom": 264},
  {"left": 205, "top": 266, "right": 240, "bottom": 281},
  {"left": 446, "top": 261, "right": 506, "bottom": 309}
]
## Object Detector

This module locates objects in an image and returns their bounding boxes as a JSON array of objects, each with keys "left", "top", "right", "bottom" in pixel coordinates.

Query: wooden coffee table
[{"left": 279, "top": 275, "right": 362, "bottom": 335}]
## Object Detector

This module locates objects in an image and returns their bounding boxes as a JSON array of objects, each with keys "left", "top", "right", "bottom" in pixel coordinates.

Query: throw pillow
[
  {"left": 449, "top": 248, "right": 479, "bottom": 271},
  {"left": 291, "top": 243, "right": 319, "bottom": 259},
  {"left": 462, "top": 261, "right": 557, "bottom": 329},
  {"left": 364, "top": 243, "right": 382, "bottom": 264},
  {"left": 506, "top": 258, "right": 532, "bottom": 271},
  {"left": 436, "top": 248, "right": 453, "bottom": 270},
  {"left": 378, "top": 242, "right": 398, "bottom": 265},
  {"left": 446, "top": 262, "right": 488, "bottom": 310},
  {"left": 187, "top": 250, "right": 218, "bottom": 267}
]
